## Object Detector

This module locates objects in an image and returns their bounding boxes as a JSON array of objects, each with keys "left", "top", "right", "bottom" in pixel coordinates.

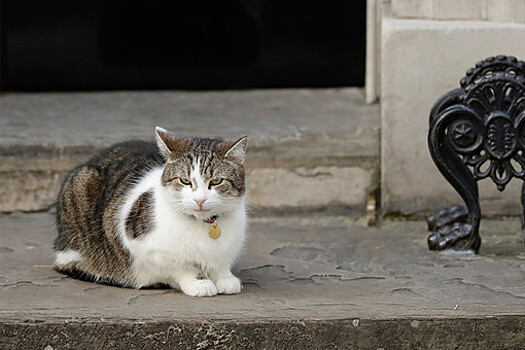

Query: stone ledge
[
  {"left": 2, "top": 317, "right": 524, "bottom": 350},
  {"left": 0, "top": 132, "right": 379, "bottom": 213}
]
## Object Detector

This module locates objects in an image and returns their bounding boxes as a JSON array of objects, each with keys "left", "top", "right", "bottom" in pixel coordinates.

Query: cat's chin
[{"left": 191, "top": 209, "right": 213, "bottom": 219}]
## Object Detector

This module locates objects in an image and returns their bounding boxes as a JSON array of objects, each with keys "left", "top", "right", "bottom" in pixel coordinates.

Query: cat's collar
[
  {"left": 188, "top": 213, "right": 219, "bottom": 224},
  {"left": 187, "top": 214, "right": 221, "bottom": 239},
  {"left": 203, "top": 214, "right": 219, "bottom": 224},
  {"left": 204, "top": 214, "right": 221, "bottom": 239}
]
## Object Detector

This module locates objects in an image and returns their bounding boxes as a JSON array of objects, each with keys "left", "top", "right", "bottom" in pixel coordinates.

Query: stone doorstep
[
  {"left": 1, "top": 212, "right": 524, "bottom": 349},
  {"left": 0, "top": 131, "right": 379, "bottom": 213},
  {"left": 0, "top": 88, "right": 380, "bottom": 214},
  {"left": 1, "top": 317, "right": 524, "bottom": 349}
]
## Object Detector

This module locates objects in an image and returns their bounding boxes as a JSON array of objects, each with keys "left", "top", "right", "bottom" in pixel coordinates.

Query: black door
[{"left": 1, "top": 1, "right": 366, "bottom": 91}]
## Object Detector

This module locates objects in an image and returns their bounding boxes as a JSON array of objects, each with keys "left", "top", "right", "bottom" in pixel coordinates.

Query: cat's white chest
[
  {"left": 117, "top": 166, "right": 246, "bottom": 289},
  {"left": 125, "top": 203, "right": 246, "bottom": 288}
]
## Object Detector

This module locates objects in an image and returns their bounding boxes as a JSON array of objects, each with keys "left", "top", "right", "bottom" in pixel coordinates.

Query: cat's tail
[{"left": 53, "top": 249, "right": 128, "bottom": 288}]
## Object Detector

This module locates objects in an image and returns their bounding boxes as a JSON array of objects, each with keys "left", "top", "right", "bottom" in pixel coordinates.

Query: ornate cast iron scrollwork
[{"left": 427, "top": 55, "right": 525, "bottom": 253}]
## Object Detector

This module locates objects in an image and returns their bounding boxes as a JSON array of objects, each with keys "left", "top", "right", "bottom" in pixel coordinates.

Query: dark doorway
[{"left": 1, "top": 1, "right": 366, "bottom": 91}]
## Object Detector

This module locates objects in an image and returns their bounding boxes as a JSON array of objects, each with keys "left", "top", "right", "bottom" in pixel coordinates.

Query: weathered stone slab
[{"left": 1, "top": 212, "right": 524, "bottom": 348}]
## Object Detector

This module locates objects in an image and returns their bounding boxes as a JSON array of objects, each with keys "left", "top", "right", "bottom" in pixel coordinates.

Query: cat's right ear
[
  {"left": 155, "top": 127, "right": 191, "bottom": 159},
  {"left": 155, "top": 126, "right": 181, "bottom": 159},
  {"left": 155, "top": 126, "right": 172, "bottom": 158}
]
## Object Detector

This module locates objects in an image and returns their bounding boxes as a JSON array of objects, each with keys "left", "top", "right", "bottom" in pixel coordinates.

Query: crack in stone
[
  {"left": 389, "top": 288, "right": 425, "bottom": 298},
  {"left": 240, "top": 264, "right": 292, "bottom": 279},
  {"left": 241, "top": 279, "right": 262, "bottom": 288},
  {"left": 334, "top": 262, "right": 378, "bottom": 274},
  {"left": 442, "top": 263, "right": 467, "bottom": 269},
  {"left": 82, "top": 286, "right": 103, "bottom": 293},
  {"left": 239, "top": 265, "right": 295, "bottom": 286},
  {"left": 287, "top": 277, "right": 318, "bottom": 285},
  {"left": 290, "top": 169, "right": 334, "bottom": 178},
  {"left": 0, "top": 280, "right": 57, "bottom": 288},
  {"left": 270, "top": 246, "right": 334, "bottom": 263},
  {"left": 456, "top": 279, "right": 525, "bottom": 300},
  {"left": 51, "top": 276, "right": 69, "bottom": 283},
  {"left": 240, "top": 264, "right": 287, "bottom": 272},
  {"left": 310, "top": 274, "right": 386, "bottom": 283},
  {"left": 126, "top": 290, "right": 174, "bottom": 305},
  {"left": 343, "top": 276, "right": 386, "bottom": 281}
]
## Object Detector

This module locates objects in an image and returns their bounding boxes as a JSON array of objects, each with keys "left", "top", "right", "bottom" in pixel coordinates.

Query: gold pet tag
[{"left": 209, "top": 225, "right": 221, "bottom": 239}]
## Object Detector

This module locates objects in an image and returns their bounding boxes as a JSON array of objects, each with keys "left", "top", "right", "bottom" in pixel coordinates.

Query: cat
[{"left": 53, "top": 126, "right": 248, "bottom": 297}]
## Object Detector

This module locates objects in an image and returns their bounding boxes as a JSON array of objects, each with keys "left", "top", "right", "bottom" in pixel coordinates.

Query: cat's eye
[
  {"left": 179, "top": 178, "right": 192, "bottom": 186},
  {"left": 209, "top": 178, "right": 223, "bottom": 186}
]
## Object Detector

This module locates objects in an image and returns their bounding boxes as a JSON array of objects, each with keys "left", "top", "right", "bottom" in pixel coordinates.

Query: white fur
[
  {"left": 54, "top": 249, "right": 82, "bottom": 265},
  {"left": 118, "top": 161, "right": 246, "bottom": 297}
]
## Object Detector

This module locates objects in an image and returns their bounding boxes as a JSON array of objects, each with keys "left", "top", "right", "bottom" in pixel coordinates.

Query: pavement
[{"left": 1, "top": 212, "right": 524, "bottom": 349}]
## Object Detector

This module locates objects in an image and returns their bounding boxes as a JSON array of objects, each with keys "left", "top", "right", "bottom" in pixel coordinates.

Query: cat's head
[{"left": 155, "top": 126, "right": 247, "bottom": 218}]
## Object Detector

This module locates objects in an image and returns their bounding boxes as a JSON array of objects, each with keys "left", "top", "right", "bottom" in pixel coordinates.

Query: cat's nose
[{"left": 194, "top": 199, "right": 206, "bottom": 208}]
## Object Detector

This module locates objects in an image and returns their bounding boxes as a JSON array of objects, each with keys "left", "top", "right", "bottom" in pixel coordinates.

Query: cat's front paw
[
  {"left": 215, "top": 276, "right": 242, "bottom": 294},
  {"left": 181, "top": 279, "right": 218, "bottom": 297}
]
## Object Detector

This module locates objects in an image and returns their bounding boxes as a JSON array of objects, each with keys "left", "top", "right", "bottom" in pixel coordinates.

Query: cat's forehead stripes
[
  {"left": 167, "top": 138, "right": 222, "bottom": 162},
  {"left": 189, "top": 137, "right": 224, "bottom": 150},
  {"left": 190, "top": 158, "right": 208, "bottom": 191}
]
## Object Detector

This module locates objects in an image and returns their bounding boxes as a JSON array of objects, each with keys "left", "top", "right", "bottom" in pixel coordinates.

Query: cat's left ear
[{"left": 224, "top": 136, "right": 248, "bottom": 164}]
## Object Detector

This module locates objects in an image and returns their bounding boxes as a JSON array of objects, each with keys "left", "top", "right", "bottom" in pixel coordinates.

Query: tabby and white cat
[{"left": 53, "top": 127, "right": 248, "bottom": 297}]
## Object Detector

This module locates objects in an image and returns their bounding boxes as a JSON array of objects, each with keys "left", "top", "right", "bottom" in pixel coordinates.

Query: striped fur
[{"left": 125, "top": 191, "right": 155, "bottom": 240}]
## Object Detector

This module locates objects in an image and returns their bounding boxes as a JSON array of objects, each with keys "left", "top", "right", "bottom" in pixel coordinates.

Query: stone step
[
  {"left": 0, "top": 89, "right": 379, "bottom": 214},
  {"left": 2, "top": 317, "right": 523, "bottom": 349},
  {"left": 1, "top": 212, "right": 524, "bottom": 349}
]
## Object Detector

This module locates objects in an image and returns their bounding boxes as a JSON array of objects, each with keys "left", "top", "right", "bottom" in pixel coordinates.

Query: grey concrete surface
[
  {"left": 381, "top": 18, "right": 525, "bottom": 217},
  {"left": 0, "top": 89, "right": 379, "bottom": 213},
  {"left": 1, "top": 212, "right": 524, "bottom": 349},
  {"left": 1, "top": 89, "right": 378, "bottom": 147}
]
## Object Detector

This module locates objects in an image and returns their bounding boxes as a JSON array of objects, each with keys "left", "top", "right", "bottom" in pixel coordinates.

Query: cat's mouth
[{"left": 192, "top": 208, "right": 211, "bottom": 216}]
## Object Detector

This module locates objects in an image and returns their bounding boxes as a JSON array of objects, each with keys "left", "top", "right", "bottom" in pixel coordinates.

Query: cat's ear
[
  {"left": 155, "top": 126, "right": 188, "bottom": 159},
  {"left": 155, "top": 126, "right": 173, "bottom": 158},
  {"left": 224, "top": 136, "right": 248, "bottom": 164}
]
